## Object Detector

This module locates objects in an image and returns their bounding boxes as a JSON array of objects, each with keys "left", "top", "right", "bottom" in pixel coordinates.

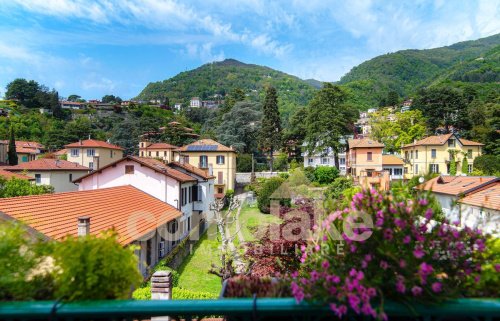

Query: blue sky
[{"left": 0, "top": 0, "right": 498, "bottom": 100}]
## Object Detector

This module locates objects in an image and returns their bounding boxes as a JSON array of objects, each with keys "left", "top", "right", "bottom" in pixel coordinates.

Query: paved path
[{"left": 225, "top": 192, "right": 250, "bottom": 274}]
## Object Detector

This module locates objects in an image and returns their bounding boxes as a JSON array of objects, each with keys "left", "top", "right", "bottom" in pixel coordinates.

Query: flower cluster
[{"left": 293, "top": 189, "right": 489, "bottom": 320}]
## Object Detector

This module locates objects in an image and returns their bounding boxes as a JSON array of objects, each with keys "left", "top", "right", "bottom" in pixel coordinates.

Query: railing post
[{"left": 151, "top": 270, "right": 172, "bottom": 321}]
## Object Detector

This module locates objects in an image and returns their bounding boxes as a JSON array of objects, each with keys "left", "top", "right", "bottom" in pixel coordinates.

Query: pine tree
[
  {"left": 8, "top": 127, "right": 18, "bottom": 166},
  {"left": 259, "top": 86, "right": 281, "bottom": 172},
  {"left": 449, "top": 154, "right": 457, "bottom": 176}
]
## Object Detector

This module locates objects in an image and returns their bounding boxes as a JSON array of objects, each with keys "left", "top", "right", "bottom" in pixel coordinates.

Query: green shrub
[
  {"left": 273, "top": 153, "right": 289, "bottom": 171},
  {"left": 0, "top": 177, "right": 54, "bottom": 198},
  {"left": 236, "top": 154, "right": 252, "bottom": 172},
  {"left": 173, "top": 287, "right": 218, "bottom": 299},
  {"left": 257, "top": 176, "right": 285, "bottom": 213},
  {"left": 303, "top": 167, "right": 315, "bottom": 182},
  {"left": 51, "top": 231, "right": 143, "bottom": 300},
  {"left": 225, "top": 189, "right": 235, "bottom": 199},
  {"left": 313, "top": 166, "right": 339, "bottom": 185},
  {"left": 132, "top": 286, "right": 151, "bottom": 300},
  {"left": 461, "top": 156, "right": 469, "bottom": 175},
  {"left": 473, "top": 154, "right": 500, "bottom": 175},
  {"left": 278, "top": 172, "right": 289, "bottom": 179}
]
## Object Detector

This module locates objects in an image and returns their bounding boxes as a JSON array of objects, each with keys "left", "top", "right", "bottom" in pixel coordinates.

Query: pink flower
[
  {"left": 495, "top": 264, "right": 500, "bottom": 273},
  {"left": 413, "top": 246, "right": 425, "bottom": 259},
  {"left": 411, "top": 286, "right": 422, "bottom": 296},
  {"left": 424, "top": 208, "right": 433, "bottom": 220},
  {"left": 321, "top": 260, "right": 330, "bottom": 270},
  {"left": 396, "top": 280, "right": 406, "bottom": 293},
  {"left": 383, "top": 228, "right": 393, "bottom": 240},
  {"left": 431, "top": 282, "right": 442, "bottom": 293},
  {"left": 394, "top": 218, "right": 406, "bottom": 229},
  {"left": 399, "top": 259, "right": 407, "bottom": 268},
  {"left": 418, "top": 199, "right": 428, "bottom": 206},
  {"left": 403, "top": 235, "right": 411, "bottom": 244},
  {"left": 380, "top": 261, "right": 389, "bottom": 270}
]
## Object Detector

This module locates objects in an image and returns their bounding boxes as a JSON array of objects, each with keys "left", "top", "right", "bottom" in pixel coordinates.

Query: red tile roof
[
  {"left": 0, "top": 169, "right": 34, "bottom": 180},
  {"left": 403, "top": 134, "right": 484, "bottom": 148},
  {"left": 141, "top": 142, "right": 178, "bottom": 149},
  {"left": 169, "top": 161, "right": 215, "bottom": 180},
  {"left": 382, "top": 155, "right": 404, "bottom": 165},
  {"left": 458, "top": 182, "right": 500, "bottom": 211},
  {"left": 176, "top": 139, "right": 235, "bottom": 152},
  {"left": 0, "top": 186, "right": 181, "bottom": 245},
  {"left": 5, "top": 159, "right": 89, "bottom": 171},
  {"left": 73, "top": 156, "right": 196, "bottom": 183},
  {"left": 348, "top": 138, "right": 384, "bottom": 148},
  {"left": 416, "top": 176, "right": 498, "bottom": 196},
  {"left": 0, "top": 140, "right": 45, "bottom": 154},
  {"left": 53, "top": 149, "right": 67, "bottom": 156},
  {"left": 65, "top": 139, "right": 123, "bottom": 150}
]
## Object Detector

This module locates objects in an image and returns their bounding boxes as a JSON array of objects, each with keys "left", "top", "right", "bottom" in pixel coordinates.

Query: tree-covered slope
[
  {"left": 135, "top": 58, "right": 317, "bottom": 119},
  {"left": 339, "top": 33, "right": 500, "bottom": 108}
]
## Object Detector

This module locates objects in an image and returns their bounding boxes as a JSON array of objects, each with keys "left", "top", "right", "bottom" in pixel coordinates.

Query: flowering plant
[{"left": 292, "top": 189, "right": 490, "bottom": 320}]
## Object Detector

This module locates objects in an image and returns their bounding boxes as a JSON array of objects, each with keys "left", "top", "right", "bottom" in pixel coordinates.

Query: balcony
[{"left": 1, "top": 298, "right": 498, "bottom": 320}]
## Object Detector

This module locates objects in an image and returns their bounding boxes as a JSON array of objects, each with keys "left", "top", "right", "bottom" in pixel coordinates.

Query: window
[
  {"left": 414, "top": 164, "right": 419, "bottom": 174},
  {"left": 110, "top": 150, "right": 113, "bottom": 158},
  {"left": 188, "top": 186, "right": 192, "bottom": 203},
  {"left": 184, "top": 156, "right": 189, "bottom": 163},
  {"left": 192, "top": 185, "right": 199, "bottom": 202},
  {"left": 87, "top": 149, "right": 95, "bottom": 157},
  {"left": 339, "top": 158, "right": 346, "bottom": 165},
  {"left": 218, "top": 187, "right": 223, "bottom": 194},
  {"left": 216, "top": 155, "right": 225, "bottom": 165},
  {"left": 181, "top": 188, "right": 187, "bottom": 206},
  {"left": 405, "top": 151, "right": 409, "bottom": 160},
  {"left": 148, "top": 151, "right": 151, "bottom": 157},
  {"left": 35, "top": 174, "right": 41, "bottom": 184},
  {"left": 187, "top": 217, "right": 191, "bottom": 231},
  {"left": 367, "top": 152, "right": 372, "bottom": 161},
  {"left": 431, "top": 149, "right": 437, "bottom": 158},
  {"left": 448, "top": 139, "right": 455, "bottom": 147},
  {"left": 308, "top": 158, "right": 313, "bottom": 165},
  {"left": 141, "top": 151, "right": 144, "bottom": 157},
  {"left": 467, "top": 149, "right": 472, "bottom": 159},
  {"left": 199, "top": 155, "right": 208, "bottom": 168},
  {"left": 468, "top": 164, "right": 473, "bottom": 173},
  {"left": 71, "top": 149, "right": 79, "bottom": 157},
  {"left": 404, "top": 167, "right": 408, "bottom": 174},
  {"left": 164, "top": 151, "right": 167, "bottom": 157},
  {"left": 321, "top": 157, "right": 329, "bottom": 164},
  {"left": 410, "top": 151, "right": 413, "bottom": 159},
  {"left": 430, "top": 164, "right": 439, "bottom": 173},
  {"left": 156, "top": 151, "right": 159, "bottom": 157},
  {"left": 22, "top": 156, "right": 28, "bottom": 162},
  {"left": 69, "top": 173, "right": 73, "bottom": 182},
  {"left": 415, "top": 150, "right": 418, "bottom": 159},
  {"left": 125, "top": 165, "right": 134, "bottom": 174},
  {"left": 89, "top": 162, "right": 94, "bottom": 170},
  {"left": 394, "top": 168, "right": 403, "bottom": 176}
]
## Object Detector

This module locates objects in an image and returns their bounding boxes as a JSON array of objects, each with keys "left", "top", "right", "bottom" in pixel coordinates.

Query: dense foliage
[
  {"left": 256, "top": 176, "right": 286, "bottom": 214},
  {"left": 0, "top": 223, "right": 142, "bottom": 301},
  {"left": 0, "top": 177, "right": 54, "bottom": 197},
  {"left": 259, "top": 86, "right": 282, "bottom": 170},
  {"left": 473, "top": 154, "right": 500, "bottom": 176}
]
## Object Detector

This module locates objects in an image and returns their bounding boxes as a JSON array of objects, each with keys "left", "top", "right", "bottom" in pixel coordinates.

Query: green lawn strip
[
  {"left": 176, "top": 232, "right": 222, "bottom": 295},
  {"left": 237, "top": 203, "right": 282, "bottom": 242}
]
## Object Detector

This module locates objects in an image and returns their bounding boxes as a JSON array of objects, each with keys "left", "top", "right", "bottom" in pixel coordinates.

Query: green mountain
[
  {"left": 136, "top": 58, "right": 317, "bottom": 119},
  {"left": 339, "top": 33, "right": 500, "bottom": 109}
]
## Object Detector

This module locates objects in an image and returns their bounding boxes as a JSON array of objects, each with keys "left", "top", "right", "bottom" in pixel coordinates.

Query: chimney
[
  {"left": 55, "top": 159, "right": 60, "bottom": 167},
  {"left": 77, "top": 217, "right": 90, "bottom": 236}
]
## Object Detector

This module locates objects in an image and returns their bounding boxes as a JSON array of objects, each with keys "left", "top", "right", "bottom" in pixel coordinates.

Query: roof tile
[{"left": 65, "top": 139, "right": 123, "bottom": 150}]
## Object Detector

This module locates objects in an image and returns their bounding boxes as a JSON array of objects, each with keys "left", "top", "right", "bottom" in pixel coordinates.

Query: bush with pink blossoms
[{"left": 292, "top": 189, "right": 492, "bottom": 320}]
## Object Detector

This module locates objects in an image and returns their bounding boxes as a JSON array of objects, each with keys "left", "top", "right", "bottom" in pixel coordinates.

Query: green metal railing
[{"left": 0, "top": 298, "right": 499, "bottom": 320}]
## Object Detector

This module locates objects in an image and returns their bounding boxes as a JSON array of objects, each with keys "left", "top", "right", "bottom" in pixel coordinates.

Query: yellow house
[
  {"left": 65, "top": 139, "right": 124, "bottom": 170},
  {"left": 175, "top": 139, "right": 236, "bottom": 196},
  {"left": 138, "top": 142, "right": 177, "bottom": 162},
  {"left": 401, "top": 133, "right": 483, "bottom": 179}
]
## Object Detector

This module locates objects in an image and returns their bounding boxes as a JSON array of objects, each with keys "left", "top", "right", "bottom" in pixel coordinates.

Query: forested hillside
[{"left": 339, "top": 33, "right": 500, "bottom": 109}]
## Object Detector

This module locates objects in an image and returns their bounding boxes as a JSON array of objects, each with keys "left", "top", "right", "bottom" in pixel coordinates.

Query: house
[
  {"left": 382, "top": 155, "right": 404, "bottom": 180},
  {"left": 3, "top": 158, "right": 89, "bottom": 192},
  {"left": 74, "top": 156, "right": 206, "bottom": 242},
  {"left": 53, "top": 149, "right": 67, "bottom": 159},
  {"left": 174, "top": 103, "right": 182, "bottom": 110},
  {"left": 458, "top": 182, "right": 499, "bottom": 236},
  {"left": 303, "top": 147, "right": 347, "bottom": 175},
  {"left": 0, "top": 168, "right": 34, "bottom": 181},
  {"left": 175, "top": 139, "right": 236, "bottom": 195},
  {"left": 190, "top": 97, "right": 202, "bottom": 108},
  {"left": 416, "top": 176, "right": 499, "bottom": 224},
  {"left": 347, "top": 138, "right": 385, "bottom": 178},
  {"left": 65, "top": 139, "right": 124, "bottom": 170},
  {"left": 139, "top": 142, "right": 178, "bottom": 162},
  {"left": 60, "top": 101, "right": 85, "bottom": 110},
  {"left": 401, "top": 133, "right": 483, "bottom": 179},
  {"left": 0, "top": 186, "right": 182, "bottom": 275},
  {"left": 0, "top": 140, "right": 46, "bottom": 164}
]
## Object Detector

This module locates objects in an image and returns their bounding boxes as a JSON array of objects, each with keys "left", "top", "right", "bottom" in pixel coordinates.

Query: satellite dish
[{"left": 418, "top": 176, "right": 425, "bottom": 184}]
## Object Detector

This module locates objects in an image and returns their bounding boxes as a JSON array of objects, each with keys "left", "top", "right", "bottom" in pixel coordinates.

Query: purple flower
[
  {"left": 348, "top": 294, "right": 361, "bottom": 313},
  {"left": 413, "top": 246, "right": 425, "bottom": 259},
  {"left": 424, "top": 208, "right": 433, "bottom": 220},
  {"left": 475, "top": 239, "right": 485, "bottom": 252},
  {"left": 349, "top": 268, "right": 358, "bottom": 278},
  {"left": 322, "top": 260, "right": 330, "bottom": 270},
  {"left": 367, "top": 287, "right": 376, "bottom": 297},
  {"left": 495, "top": 264, "right": 500, "bottom": 273},
  {"left": 418, "top": 199, "right": 428, "bottom": 206},
  {"left": 376, "top": 218, "right": 384, "bottom": 227},
  {"left": 419, "top": 262, "right": 434, "bottom": 275},
  {"left": 364, "top": 254, "right": 372, "bottom": 262},
  {"left": 431, "top": 282, "right": 442, "bottom": 293},
  {"left": 383, "top": 228, "right": 393, "bottom": 240},
  {"left": 396, "top": 280, "right": 406, "bottom": 293},
  {"left": 394, "top": 218, "right": 406, "bottom": 229},
  {"left": 380, "top": 261, "right": 389, "bottom": 270},
  {"left": 330, "top": 304, "right": 348, "bottom": 318},
  {"left": 399, "top": 259, "right": 407, "bottom": 268},
  {"left": 411, "top": 286, "right": 422, "bottom": 296},
  {"left": 403, "top": 235, "right": 411, "bottom": 244},
  {"left": 310, "top": 270, "right": 319, "bottom": 282}
]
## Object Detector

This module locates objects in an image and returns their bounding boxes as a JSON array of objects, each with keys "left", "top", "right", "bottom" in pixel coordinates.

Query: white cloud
[
  {"left": 0, "top": 40, "right": 40, "bottom": 62},
  {"left": 82, "top": 76, "right": 116, "bottom": 92},
  {"left": 250, "top": 34, "right": 293, "bottom": 57},
  {"left": 184, "top": 42, "right": 225, "bottom": 62}
]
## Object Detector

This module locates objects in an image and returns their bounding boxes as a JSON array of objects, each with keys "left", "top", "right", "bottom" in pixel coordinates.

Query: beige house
[
  {"left": 0, "top": 140, "right": 45, "bottom": 164},
  {"left": 139, "top": 142, "right": 178, "bottom": 162},
  {"left": 4, "top": 158, "right": 89, "bottom": 192},
  {"left": 401, "top": 133, "right": 483, "bottom": 179},
  {"left": 65, "top": 139, "right": 124, "bottom": 170},
  {"left": 175, "top": 139, "right": 236, "bottom": 196}
]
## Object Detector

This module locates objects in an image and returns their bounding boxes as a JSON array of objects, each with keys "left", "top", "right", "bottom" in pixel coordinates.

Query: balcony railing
[{"left": 0, "top": 298, "right": 499, "bottom": 320}]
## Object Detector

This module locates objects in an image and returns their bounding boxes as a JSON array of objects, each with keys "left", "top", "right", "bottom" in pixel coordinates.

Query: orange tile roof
[
  {"left": 416, "top": 176, "right": 498, "bottom": 196},
  {"left": 176, "top": 139, "right": 235, "bottom": 152},
  {"left": 16, "top": 147, "right": 40, "bottom": 154},
  {"left": 382, "top": 155, "right": 404, "bottom": 165},
  {"left": 0, "top": 169, "right": 34, "bottom": 180},
  {"left": 458, "top": 182, "right": 500, "bottom": 211},
  {"left": 0, "top": 186, "right": 181, "bottom": 245},
  {"left": 53, "top": 149, "right": 67, "bottom": 156},
  {"left": 73, "top": 156, "right": 196, "bottom": 183},
  {"left": 65, "top": 139, "right": 123, "bottom": 150},
  {"left": 141, "top": 142, "right": 178, "bottom": 149},
  {"left": 403, "top": 134, "right": 484, "bottom": 148},
  {"left": 5, "top": 159, "right": 89, "bottom": 171},
  {"left": 0, "top": 140, "right": 44, "bottom": 154},
  {"left": 15, "top": 141, "right": 45, "bottom": 149},
  {"left": 348, "top": 138, "right": 384, "bottom": 148},
  {"left": 169, "top": 161, "right": 215, "bottom": 180}
]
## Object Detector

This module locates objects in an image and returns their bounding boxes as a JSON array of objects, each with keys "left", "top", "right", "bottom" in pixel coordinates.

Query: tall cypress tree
[
  {"left": 259, "top": 86, "right": 281, "bottom": 172},
  {"left": 8, "top": 127, "right": 18, "bottom": 166}
]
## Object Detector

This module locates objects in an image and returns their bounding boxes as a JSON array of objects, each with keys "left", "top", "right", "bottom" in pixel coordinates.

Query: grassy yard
[
  {"left": 236, "top": 202, "right": 281, "bottom": 242},
  {"left": 176, "top": 232, "right": 222, "bottom": 295}
]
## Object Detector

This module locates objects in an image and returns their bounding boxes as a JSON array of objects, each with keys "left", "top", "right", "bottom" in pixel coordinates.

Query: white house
[
  {"left": 190, "top": 97, "right": 201, "bottom": 108},
  {"left": 302, "top": 138, "right": 350, "bottom": 174},
  {"left": 458, "top": 182, "right": 500, "bottom": 236},
  {"left": 4, "top": 158, "right": 89, "bottom": 192},
  {"left": 74, "top": 156, "right": 212, "bottom": 246}
]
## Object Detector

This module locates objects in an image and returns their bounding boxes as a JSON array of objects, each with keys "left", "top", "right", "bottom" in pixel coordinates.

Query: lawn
[
  {"left": 176, "top": 231, "right": 222, "bottom": 295},
  {"left": 235, "top": 202, "right": 282, "bottom": 242}
]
